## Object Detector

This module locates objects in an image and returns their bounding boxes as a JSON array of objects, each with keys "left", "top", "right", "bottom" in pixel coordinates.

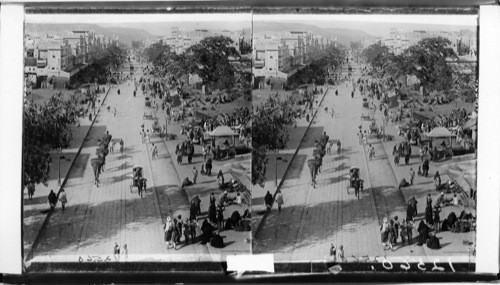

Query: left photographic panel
[{"left": 22, "top": 12, "right": 253, "bottom": 270}]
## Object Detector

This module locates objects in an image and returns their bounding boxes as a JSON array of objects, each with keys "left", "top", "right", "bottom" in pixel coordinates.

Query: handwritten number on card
[{"left": 432, "top": 259, "right": 445, "bottom": 271}]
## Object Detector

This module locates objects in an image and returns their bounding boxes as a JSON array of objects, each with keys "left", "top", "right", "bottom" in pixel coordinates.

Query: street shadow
[
  {"left": 439, "top": 242, "right": 452, "bottom": 249},
  {"left": 275, "top": 154, "right": 307, "bottom": 182},
  {"left": 62, "top": 153, "right": 91, "bottom": 180},
  {"left": 252, "top": 196, "right": 264, "bottom": 211},
  {"left": 322, "top": 175, "right": 348, "bottom": 185},
  {"left": 253, "top": 194, "right": 379, "bottom": 254},
  {"left": 28, "top": 194, "right": 164, "bottom": 258},
  {"left": 370, "top": 185, "right": 407, "bottom": 223}
]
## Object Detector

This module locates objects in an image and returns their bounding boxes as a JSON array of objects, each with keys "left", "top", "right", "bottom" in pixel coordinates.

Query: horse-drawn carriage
[
  {"left": 91, "top": 132, "right": 113, "bottom": 187},
  {"left": 369, "top": 120, "right": 380, "bottom": 138},
  {"left": 152, "top": 118, "right": 162, "bottom": 134},
  {"left": 145, "top": 97, "right": 152, "bottom": 107},
  {"left": 130, "top": 165, "right": 147, "bottom": 198},
  {"left": 346, "top": 166, "right": 364, "bottom": 199}
]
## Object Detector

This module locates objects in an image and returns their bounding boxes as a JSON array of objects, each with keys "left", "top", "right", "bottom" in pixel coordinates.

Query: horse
[
  {"left": 91, "top": 160, "right": 102, "bottom": 187},
  {"left": 137, "top": 178, "right": 147, "bottom": 198},
  {"left": 308, "top": 158, "right": 321, "bottom": 188}
]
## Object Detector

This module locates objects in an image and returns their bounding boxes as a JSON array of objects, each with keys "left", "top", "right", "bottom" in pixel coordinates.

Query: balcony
[{"left": 36, "top": 59, "right": 47, "bottom": 68}]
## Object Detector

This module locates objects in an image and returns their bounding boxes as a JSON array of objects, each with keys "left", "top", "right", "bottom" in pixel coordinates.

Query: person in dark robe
[
  {"left": 433, "top": 206, "right": 441, "bottom": 233},
  {"left": 264, "top": 191, "right": 273, "bottom": 212},
  {"left": 441, "top": 212, "right": 457, "bottom": 231},
  {"left": 190, "top": 195, "right": 201, "bottom": 220},
  {"left": 200, "top": 219, "right": 214, "bottom": 245},
  {"left": 417, "top": 220, "right": 430, "bottom": 246},
  {"left": 425, "top": 205, "right": 434, "bottom": 225},
  {"left": 208, "top": 203, "right": 217, "bottom": 224}
]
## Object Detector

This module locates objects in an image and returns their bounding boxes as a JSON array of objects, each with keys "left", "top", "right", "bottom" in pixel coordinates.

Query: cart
[
  {"left": 145, "top": 97, "right": 152, "bottom": 107},
  {"left": 346, "top": 166, "right": 364, "bottom": 199},
  {"left": 130, "top": 165, "right": 147, "bottom": 198}
]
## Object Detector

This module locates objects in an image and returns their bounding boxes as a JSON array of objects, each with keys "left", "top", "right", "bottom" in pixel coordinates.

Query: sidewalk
[
  {"left": 252, "top": 82, "right": 386, "bottom": 261},
  {"left": 26, "top": 63, "right": 219, "bottom": 264},
  {"left": 150, "top": 92, "right": 253, "bottom": 260},
  {"left": 375, "top": 111, "right": 476, "bottom": 260},
  {"left": 23, "top": 86, "right": 111, "bottom": 259},
  {"left": 251, "top": 87, "right": 329, "bottom": 238}
]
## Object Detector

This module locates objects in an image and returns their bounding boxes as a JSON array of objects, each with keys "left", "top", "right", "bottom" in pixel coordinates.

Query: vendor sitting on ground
[
  {"left": 436, "top": 192, "right": 454, "bottom": 207},
  {"left": 181, "top": 177, "right": 193, "bottom": 189}
]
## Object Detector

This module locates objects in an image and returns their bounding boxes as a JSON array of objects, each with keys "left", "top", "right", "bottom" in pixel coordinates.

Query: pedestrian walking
[
  {"left": 409, "top": 168, "right": 415, "bottom": 185},
  {"left": 190, "top": 218, "right": 197, "bottom": 243},
  {"left": 393, "top": 216, "right": 400, "bottom": 245},
  {"left": 434, "top": 171, "right": 441, "bottom": 190},
  {"left": 171, "top": 218, "right": 179, "bottom": 250},
  {"left": 164, "top": 216, "right": 173, "bottom": 246},
  {"left": 338, "top": 245, "right": 347, "bottom": 262},
  {"left": 27, "top": 183, "right": 35, "bottom": 200},
  {"left": 217, "top": 170, "right": 224, "bottom": 186},
  {"left": 394, "top": 153, "right": 400, "bottom": 166},
  {"left": 368, "top": 144, "right": 375, "bottom": 161},
  {"left": 330, "top": 244, "right": 337, "bottom": 261},
  {"left": 217, "top": 205, "right": 225, "bottom": 232},
  {"left": 151, "top": 143, "right": 158, "bottom": 159},
  {"left": 109, "top": 140, "right": 115, "bottom": 153},
  {"left": 400, "top": 220, "right": 407, "bottom": 245},
  {"left": 183, "top": 218, "right": 191, "bottom": 245},
  {"left": 264, "top": 191, "right": 273, "bottom": 212},
  {"left": 422, "top": 159, "right": 430, "bottom": 177},
  {"left": 275, "top": 190, "right": 284, "bottom": 212},
  {"left": 59, "top": 188, "right": 67, "bottom": 212},
  {"left": 192, "top": 167, "right": 198, "bottom": 184},
  {"left": 433, "top": 205, "right": 441, "bottom": 233},
  {"left": 119, "top": 139, "right": 124, "bottom": 153},
  {"left": 405, "top": 153, "right": 410, "bottom": 165},
  {"left": 387, "top": 220, "right": 394, "bottom": 250},
  {"left": 48, "top": 190, "right": 57, "bottom": 211},
  {"left": 327, "top": 141, "right": 333, "bottom": 155},
  {"left": 407, "top": 219, "right": 414, "bottom": 244},
  {"left": 177, "top": 152, "right": 183, "bottom": 164},
  {"left": 113, "top": 107, "right": 117, "bottom": 117},
  {"left": 176, "top": 215, "right": 183, "bottom": 244},
  {"left": 121, "top": 244, "right": 128, "bottom": 261},
  {"left": 114, "top": 242, "right": 120, "bottom": 260},
  {"left": 425, "top": 205, "right": 434, "bottom": 225}
]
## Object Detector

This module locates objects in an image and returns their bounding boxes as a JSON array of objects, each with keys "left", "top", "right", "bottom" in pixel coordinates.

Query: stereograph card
[{"left": 0, "top": 3, "right": 499, "bottom": 281}]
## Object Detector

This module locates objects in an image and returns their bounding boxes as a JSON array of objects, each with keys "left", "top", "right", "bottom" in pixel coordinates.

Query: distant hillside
[
  {"left": 25, "top": 23, "right": 154, "bottom": 47},
  {"left": 253, "top": 22, "right": 378, "bottom": 46}
]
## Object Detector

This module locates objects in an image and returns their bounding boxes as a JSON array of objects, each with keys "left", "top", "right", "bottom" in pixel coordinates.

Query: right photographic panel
[{"left": 251, "top": 13, "right": 478, "bottom": 265}]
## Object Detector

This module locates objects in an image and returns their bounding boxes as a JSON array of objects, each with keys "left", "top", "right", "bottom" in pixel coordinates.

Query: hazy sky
[
  {"left": 255, "top": 14, "right": 478, "bottom": 37},
  {"left": 25, "top": 13, "right": 477, "bottom": 38},
  {"left": 26, "top": 14, "right": 252, "bottom": 36}
]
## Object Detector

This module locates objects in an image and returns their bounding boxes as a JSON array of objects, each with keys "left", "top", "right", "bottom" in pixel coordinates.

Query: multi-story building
[
  {"left": 252, "top": 30, "right": 334, "bottom": 89},
  {"left": 24, "top": 29, "right": 111, "bottom": 87}
]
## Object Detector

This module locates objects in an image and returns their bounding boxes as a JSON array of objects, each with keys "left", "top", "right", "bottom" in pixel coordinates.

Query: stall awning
[
  {"left": 209, "top": 126, "right": 238, "bottom": 137},
  {"left": 462, "top": 118, "right": 477, "bottom": 130},
  {"left": 425, "top": 127, "right": 454, "bottom": 138}
]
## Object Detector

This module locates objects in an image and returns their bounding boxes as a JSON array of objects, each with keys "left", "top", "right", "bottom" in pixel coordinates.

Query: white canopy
[
  {"left": 209, "top": 126, "right": 238, "bottom": 137},
  {"left": 425, "top": 127, "right": 454, "bottom": 138}
]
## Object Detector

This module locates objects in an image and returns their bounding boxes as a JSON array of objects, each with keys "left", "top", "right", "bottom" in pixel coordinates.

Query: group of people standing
[{"left": 163, "top": 215, "right": 198, "bottom": 250}]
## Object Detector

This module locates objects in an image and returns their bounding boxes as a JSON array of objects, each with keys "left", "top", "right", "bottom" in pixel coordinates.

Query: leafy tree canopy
[
  {"left": 183, "top": 36, "right": 240, "bottom": 90},
  {"left": 23, "top": 93, "right": 86, "bottom": 187}
]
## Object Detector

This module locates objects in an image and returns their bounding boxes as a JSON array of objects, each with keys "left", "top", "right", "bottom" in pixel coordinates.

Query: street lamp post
[
  {"left": 58, "top": 153, "right": 65, "bottom": 186},
  {"left": 275, "top": 151, "right": 282, "bottom": 187}
]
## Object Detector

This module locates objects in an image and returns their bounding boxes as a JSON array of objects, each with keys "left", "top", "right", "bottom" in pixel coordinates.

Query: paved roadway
[
  {"left": 29, "top": 60, "right": 237, "bottom": 262},
  {"left": 253, "top": 61, "right": 433, "bottom": 261}
]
